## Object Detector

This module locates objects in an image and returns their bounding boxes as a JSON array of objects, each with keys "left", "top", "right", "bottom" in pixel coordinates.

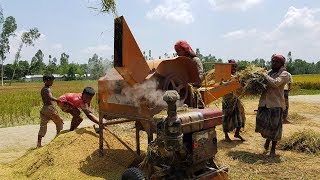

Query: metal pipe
[
  {"left": 103, "top": 119, "right": 135, "bottom": 125},
  {"left": 181, "top": 116, "right": 223, "bottom": 127}
]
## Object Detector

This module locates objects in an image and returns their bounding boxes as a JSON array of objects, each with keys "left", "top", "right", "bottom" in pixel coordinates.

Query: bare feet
[
  {"left": 225, "top": 133, "right": 232, "bottom": 142},
  {"left": 37, "top": 142, "right": 42, "bottom": 148},
  {"left": 37, "top": 136, "right": 42, "bottom": 148},
  {"left": 269, "top": 150, "right": 276, "bottom": 157},
  {"left": 234, "top": 134, "right": 246, "bottom": 141},
  {"left": 264, "top": 139, "right": 270, "bottom": 150}
]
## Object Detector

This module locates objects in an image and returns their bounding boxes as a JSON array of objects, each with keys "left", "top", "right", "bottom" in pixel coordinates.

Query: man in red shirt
[{"left": 58, "top": 87, "right": 99, "bottom": 131}]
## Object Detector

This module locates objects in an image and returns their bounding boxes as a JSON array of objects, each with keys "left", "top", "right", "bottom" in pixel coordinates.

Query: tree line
[
  {"left": 195, "top": 50, "right": 320, "bottom": 75},
  {"left": 1, "top": 51, "right": 112, "bottom": 81},
  {"left": 2, "top": 47, "right": 320, "bottom": 83}
]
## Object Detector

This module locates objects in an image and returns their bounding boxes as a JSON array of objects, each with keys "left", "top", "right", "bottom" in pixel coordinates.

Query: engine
[{"left": 142, "top": 90, "right": 223, "bottom": 179}]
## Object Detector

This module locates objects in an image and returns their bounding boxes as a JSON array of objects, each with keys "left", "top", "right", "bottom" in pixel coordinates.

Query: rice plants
[
  {"left": 0, "top": 81, "right": 98, "bottom": 127},
  {"left": 292, "top": 74, "right": 320, "bottom": 90}
]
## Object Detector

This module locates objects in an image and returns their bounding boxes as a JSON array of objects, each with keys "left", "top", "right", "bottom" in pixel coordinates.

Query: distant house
[{"left": 23, "top": 74, "right": 65, "bottom": 82}]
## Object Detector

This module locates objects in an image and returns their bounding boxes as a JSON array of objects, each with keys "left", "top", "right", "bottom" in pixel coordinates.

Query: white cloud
[
  {"left": 219, "top": 6, "right": 320, "bottom": 62},
  {"left": 264, "top": 7, "right": 320, "bottom": 43},
  {"left": 221, "top": 28, "right": 257, "bottom": 39},
  {"left": 82, "top": 44, "right": 112, "bottom": 54},
  {"left": 280, "top": 7, "right": 320, "bottom": 29},
  {"left": 146, "top": 0, "right": 194, "bottom": 24},
  {"left": 208, "top": 0, "right": 263, "bottom": 11},
  {"left": 222, "top": 30, "right": 245, "bottom": 39}
]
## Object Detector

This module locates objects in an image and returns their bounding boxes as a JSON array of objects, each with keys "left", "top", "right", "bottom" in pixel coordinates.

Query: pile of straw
[
  {"left": 237, "top": 65, "right": 267, "bottom": 96},
  {"left": 280, "top": 130, "right": 320, "bottom": 154},
  {"left": 7, "top": 127, "right": 138, "bottom": 179}
]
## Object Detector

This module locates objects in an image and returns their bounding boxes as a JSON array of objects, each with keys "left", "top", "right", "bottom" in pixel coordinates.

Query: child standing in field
[{"left": 37, "top": 75, "right": 64, "bottom": 147}]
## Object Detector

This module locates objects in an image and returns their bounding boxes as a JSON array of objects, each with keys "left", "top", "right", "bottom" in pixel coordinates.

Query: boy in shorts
[{"left": 37, "top": 75, "right": 64, "bottom": 147}]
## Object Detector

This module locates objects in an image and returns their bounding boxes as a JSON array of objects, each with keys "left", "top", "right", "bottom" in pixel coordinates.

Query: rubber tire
[{"left": 121, "top": 167, "right": 145, "bottom": 180}]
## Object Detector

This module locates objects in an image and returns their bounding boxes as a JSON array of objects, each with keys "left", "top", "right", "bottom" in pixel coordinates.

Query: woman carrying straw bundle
[
  {"left": 222, "top": 59, "right": 246, "bottom": 142},
  {"left": 255, "top": 54, "right": 289, "bottom": 157}
]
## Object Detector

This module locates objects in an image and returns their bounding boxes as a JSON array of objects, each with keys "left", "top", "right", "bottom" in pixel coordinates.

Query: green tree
[
  {"left": 195, "top": 48, "right": 204, "bottom": 60},
  {"left": 79, "top": 64, "right": 88, "bottom": 79},
  {"left": 11, "top": 28, "right": 41, "bottom": 83},
  {"left": 3, "top": 63, "right": 13, "bottom": 79},
  {"left": 66, "top": 63, "right": 79, "bottom": 81},
  {"left": 202, "top": 54, "right": 217, "bottom": 72},
  {"left": 15, "top": 60, "right": 29, "bottom": 78},
  {"left": 59, "top": 52, "right": 69, "bottom": 75},
  {"left": 237, "top": 60, "right": 251, "bottom": 71},
  {"left": 148, "top": 50, "right": 152, "bottom": 60},
  {"left": 30, "top": 49, "right": 46, "bottom": 75},
  {"left": 0, "top": 12, "right": 17, "bottom": 86},
  {"left": 46, "top": 55, "right": 58, "bottom": 74},
  {"left": 88, "top": 54, "right": 105, "bottom": 79},
  {"left": 252, "top": 58, "right": 266, "bottom": 68}
]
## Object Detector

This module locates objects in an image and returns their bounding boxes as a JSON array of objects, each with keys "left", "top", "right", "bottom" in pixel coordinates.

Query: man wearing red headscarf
[
  {"left": 255, "top": 54, "right": 289, "bottom": 157},
  {"left": 174, "top": 40, "right": 204, "bottom": 81}
]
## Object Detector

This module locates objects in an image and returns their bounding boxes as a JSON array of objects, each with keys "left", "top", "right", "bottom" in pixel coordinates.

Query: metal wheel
[
  {"left": 163, "top": 74, "right": 188, "bottom": 102},
  {"left": 122, "top": 167, "right": 145, "bottom": 180}
]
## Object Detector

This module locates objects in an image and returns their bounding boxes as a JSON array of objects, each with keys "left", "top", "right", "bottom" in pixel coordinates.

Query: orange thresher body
[{"left": 97, "top": 16, "right": 241, "bottom": 156}]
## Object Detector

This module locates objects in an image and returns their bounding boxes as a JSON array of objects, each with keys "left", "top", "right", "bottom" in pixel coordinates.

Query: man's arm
[
  {"left": 47, "top": 89, "right": 60, "bottom": 102},
  {"left": 263, "top": 71, "right": 289, "bottom": 88},
  {"left": 288, "top": 74, "right": 293, "bottom": 91},
  {"left": 82, "top": 108, "right": 99, "bottom": 124}
]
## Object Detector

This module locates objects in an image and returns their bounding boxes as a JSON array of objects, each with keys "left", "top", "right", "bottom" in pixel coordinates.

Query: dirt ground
[
  {"left": 0, "top": 95, "right": 320, "bottom": 179},
  {"left": 0, "top": 120, "right": 95, "bottom": 163},
  {"left": 290, "top": 94, "right": 320, "bottom": 104}
]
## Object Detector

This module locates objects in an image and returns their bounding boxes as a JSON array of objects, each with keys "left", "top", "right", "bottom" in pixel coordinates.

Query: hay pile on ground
[
  {"left": 4, "top": 127, "right": 139, "bottom": 180},
  {"left": 237, "top": 65, "right": 267, "bottom": 96},
  {"left": 280, "top": 130, "right": 320, "bottom": 154}
]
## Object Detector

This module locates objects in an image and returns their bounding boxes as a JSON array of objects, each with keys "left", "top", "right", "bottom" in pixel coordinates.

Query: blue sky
[{"left": 1, "top": 0, "right": 320, "bottom": 64}]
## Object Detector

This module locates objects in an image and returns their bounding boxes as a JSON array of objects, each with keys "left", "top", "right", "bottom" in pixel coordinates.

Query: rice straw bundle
[
  {"left": 237, "top": 65, "right": 267, "bottom": 96},
  {"left": 202, "top": 69, "right": 215, "bottom": 86}
]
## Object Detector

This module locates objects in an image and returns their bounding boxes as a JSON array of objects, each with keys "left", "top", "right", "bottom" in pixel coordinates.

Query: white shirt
[{"left": 284, "top": 72, "right": 292, "bottom": 90}]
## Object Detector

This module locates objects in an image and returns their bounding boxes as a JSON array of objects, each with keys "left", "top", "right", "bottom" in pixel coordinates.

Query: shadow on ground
[
  {"left": 218, "top": 139, "right": 244, "bottom": 149},
  {"left": 79, "top": 149, "right": 137, "bottom": 179},
  {"left": 227, "top": 150, "right": 281, "bottom": 164}
]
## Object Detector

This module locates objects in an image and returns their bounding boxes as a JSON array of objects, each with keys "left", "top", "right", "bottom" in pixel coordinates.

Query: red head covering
[
  {"left": 174, "top": 40, "right": 196, "bottom": 57},
  {"left": 271, "top": 54, "right": 286, "bottom": 66}
]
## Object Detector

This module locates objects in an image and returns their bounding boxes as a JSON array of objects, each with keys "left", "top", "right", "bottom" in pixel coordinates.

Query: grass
[
  {"left": 0, "top": 81, "right": 98, "bottom": 128},
  {"left": 292, "top": 74, "right": 320, "bottom": 90},
  {"left": 292, "top": 74, "right": 320, "bottom": 83}
]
